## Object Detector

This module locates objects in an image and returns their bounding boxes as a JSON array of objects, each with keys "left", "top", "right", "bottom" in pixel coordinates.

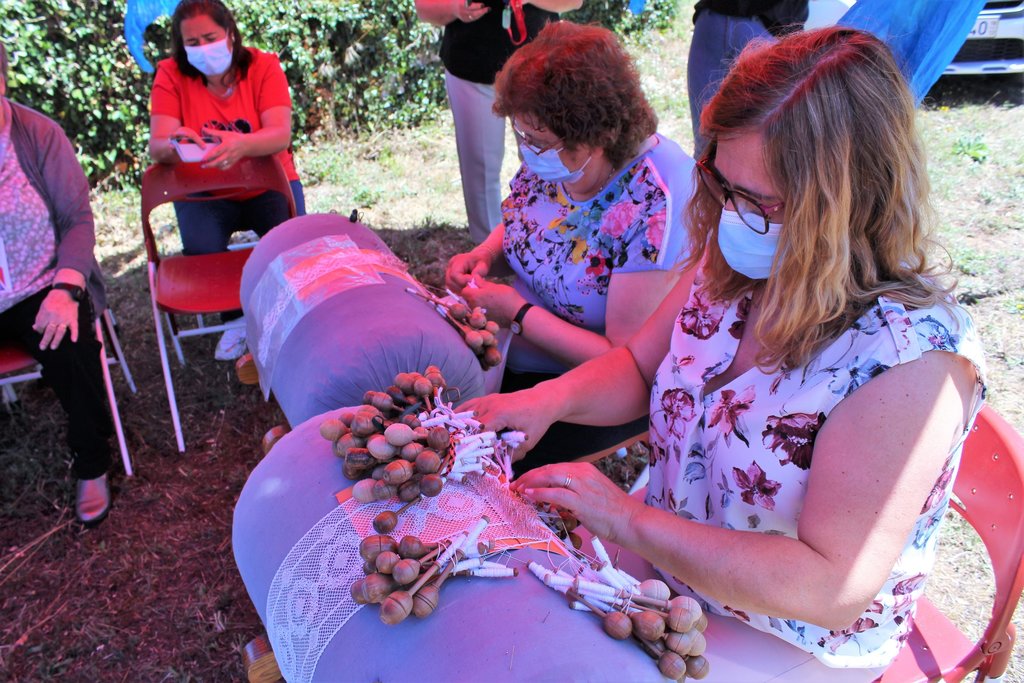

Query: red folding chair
[
  {"left": 0, "top": 309, "right": 136, "bottom": 476},
  {"left": 877, "top": 405, "right": 1024, "bottom": 682},
  {"left": 141, "top": 157, "right": 297, "bottom": 452}
]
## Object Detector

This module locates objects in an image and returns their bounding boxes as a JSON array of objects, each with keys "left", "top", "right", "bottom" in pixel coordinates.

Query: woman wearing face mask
[
  {"left": 444, "top": 22, "right": 696, "bottom": 473},
  {"left": 148, "top": 0, "right": 304, "bottom": 360},
  {"left": 466, "top": 27, "right": 986, "bottom": 672}
]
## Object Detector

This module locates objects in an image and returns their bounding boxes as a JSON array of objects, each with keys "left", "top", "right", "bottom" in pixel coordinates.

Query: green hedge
[{"left": 0, "top": 0, "right": 678, "bottom": 185}]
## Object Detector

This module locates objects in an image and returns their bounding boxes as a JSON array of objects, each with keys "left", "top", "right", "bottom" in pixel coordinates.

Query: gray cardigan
[{"left": 7, "top": 99, "right": 106, "bottom": 311}]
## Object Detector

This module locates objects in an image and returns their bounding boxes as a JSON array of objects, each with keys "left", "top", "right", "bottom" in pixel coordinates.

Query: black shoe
[{"left": 75, "top": 474, "right": 111, "bottom": 526}]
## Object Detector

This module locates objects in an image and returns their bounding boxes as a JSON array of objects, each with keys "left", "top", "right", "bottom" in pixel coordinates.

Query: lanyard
[{"left": 502, "top": 0, "right": 527, "bottom": 46}]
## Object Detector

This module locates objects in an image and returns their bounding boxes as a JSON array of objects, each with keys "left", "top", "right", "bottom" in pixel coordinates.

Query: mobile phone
[{"left": 170, "top": 138, "right": 209, "bottom": 163}]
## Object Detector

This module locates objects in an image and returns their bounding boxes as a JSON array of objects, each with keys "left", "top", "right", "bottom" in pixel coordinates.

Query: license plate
[{"left": 969, "top": 17, "right": 999, "bottom": 39}]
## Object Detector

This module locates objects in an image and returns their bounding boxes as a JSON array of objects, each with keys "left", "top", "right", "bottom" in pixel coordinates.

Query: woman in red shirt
[{"left": 148, "top": 0, "right": 304, "bottom": 359}]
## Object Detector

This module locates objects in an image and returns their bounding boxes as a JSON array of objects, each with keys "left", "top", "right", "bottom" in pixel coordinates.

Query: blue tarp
[
  {"left": 839, "top": 0, "right": 988, "bottom": 102},
  {"left": 124, "top": 0, "right": 180, "bottom": 73}
]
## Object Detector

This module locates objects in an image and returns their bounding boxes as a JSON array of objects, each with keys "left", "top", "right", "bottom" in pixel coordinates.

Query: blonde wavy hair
[{"left": 684, "top": 27, "right": 953, "bottom": 371}]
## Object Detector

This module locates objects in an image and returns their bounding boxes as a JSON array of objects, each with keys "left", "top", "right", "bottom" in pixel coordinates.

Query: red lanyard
[{"left": 503, "top": 0, "right": 527, "bottom": 46}]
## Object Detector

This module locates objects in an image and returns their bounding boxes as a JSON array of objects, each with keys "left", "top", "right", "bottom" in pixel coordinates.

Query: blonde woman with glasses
[{"left": 467, "top": 27, "right": 986, "bottom": 674}]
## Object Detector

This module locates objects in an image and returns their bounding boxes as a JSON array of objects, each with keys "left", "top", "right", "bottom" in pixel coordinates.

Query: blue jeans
[
  {"left": 688, "top": 9, "right": 773, "bottom": 155},
  {"left": 174, "top": 179, "right": 306, "bottom": 256}
]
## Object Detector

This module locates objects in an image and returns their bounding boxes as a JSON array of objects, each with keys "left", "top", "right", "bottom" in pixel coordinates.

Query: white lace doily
[{"left": 265, "top": 475, "right": 577, "bottom": 683}]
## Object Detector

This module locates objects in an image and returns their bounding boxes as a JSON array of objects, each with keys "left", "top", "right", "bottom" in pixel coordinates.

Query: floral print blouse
[
  {"left": 648, "top": 274, "right": 986, "bottom": 669},
  {"left": 501, "top": 134, "right": 695, "bottom": 374},
  {"left": 0, "top": 100, "right": 57, "bottom": 313}
]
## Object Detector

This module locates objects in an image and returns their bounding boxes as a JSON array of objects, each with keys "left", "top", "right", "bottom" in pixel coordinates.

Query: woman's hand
[
  {"left": 200, "top": 127, "right": 250, "bottom": 170},
  {"left": 461, "top": 281, "right": 524, "bottom": 326},
  {"left": 170, "top": 126, "right": 206, "bottom": 147},
  {"left": 456, "top": 1, "right": 490, "bottom": 22},
  {"left": 32, "top": 289, "right": 80, "bottom": 350},
  {"left": 512, "top": 462, "right": 643, "bottom": 542},
  {"left": 445, "top": 248, "right": 492, "bottom": 293},
  {"left": 461, "top": 388, "right": 558, "bottom": 461}
]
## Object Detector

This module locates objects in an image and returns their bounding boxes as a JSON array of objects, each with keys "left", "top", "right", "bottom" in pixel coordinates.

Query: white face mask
[
  {"left": 716, "top": 209, "right": 783, "bottom": 279},
  {"left": 520, "top": 143, "right": 591, "bottom": 184},
  {"left": 185, "top": 37, "right": 233, "bottom": 77}
]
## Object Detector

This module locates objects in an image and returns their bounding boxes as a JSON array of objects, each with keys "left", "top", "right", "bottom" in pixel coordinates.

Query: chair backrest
[
  {"left": 140, "top": 156, "right": 296, "bottom": 263},
  {"left": 951, "top": 405, "right": 1024, "bottom": 678}
]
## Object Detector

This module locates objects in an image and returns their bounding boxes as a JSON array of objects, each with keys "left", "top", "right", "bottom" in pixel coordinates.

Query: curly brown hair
[{"left": 493, "top": 22, "right": 657, "bottom": 169}]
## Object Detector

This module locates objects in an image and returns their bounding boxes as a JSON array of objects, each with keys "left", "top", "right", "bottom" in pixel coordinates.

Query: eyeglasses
[
  {"left": 696, "top": 151, "right": 785, "bottom": 235},
  {"left": 511, "top": 116, "right": 562, "bottom": 155}
]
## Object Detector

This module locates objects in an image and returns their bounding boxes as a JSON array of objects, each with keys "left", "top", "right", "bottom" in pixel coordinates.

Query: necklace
[
  {"left": 206, "top": 75, "right": 235, "bottom": 99},
  {"left": 567, "top": 160, "right": 618, "bottom": 202}
]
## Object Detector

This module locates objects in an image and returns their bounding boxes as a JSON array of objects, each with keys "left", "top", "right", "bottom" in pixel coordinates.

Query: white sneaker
[{"left": 215, "top": 326, "right": 247, "bottom": 361}]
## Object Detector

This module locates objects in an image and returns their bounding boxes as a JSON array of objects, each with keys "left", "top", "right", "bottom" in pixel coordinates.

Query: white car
[{"left": 944, "top": 0, "right": 1024, "bottom": 77}]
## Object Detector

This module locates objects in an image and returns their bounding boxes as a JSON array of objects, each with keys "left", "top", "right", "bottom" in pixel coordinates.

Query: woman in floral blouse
[
  {"left": 445, "top": 22, "right": 695, "bottom": 473},
  {"left": 467, "top": 27, "right": 986, "bottom": 672}
]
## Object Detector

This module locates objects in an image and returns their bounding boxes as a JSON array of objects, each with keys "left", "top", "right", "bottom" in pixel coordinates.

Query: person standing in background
[
  {"left": 688, "top": 0, "right": 807, "bottom": 154},
  {"left": 415, "top": 0, "right": 582, "bottom": 245}
]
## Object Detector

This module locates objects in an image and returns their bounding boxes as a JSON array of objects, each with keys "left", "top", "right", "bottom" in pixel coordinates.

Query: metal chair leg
[
  {"left": 166, "top": 312, "right": 186, "bottom": 366},
  {"left": 102, "top": 309, "right": 136, "bottom": 394},
  {"left": 150, "top": 264, "right": 186, "bottom": 452},
  {"left": 95, "top": 319, "right": 132, "bottom": 476}
]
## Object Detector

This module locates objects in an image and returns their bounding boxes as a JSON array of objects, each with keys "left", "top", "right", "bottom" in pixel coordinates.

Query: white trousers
[{"left": 445, "top": 70, "right": 506, "bottom": 244}]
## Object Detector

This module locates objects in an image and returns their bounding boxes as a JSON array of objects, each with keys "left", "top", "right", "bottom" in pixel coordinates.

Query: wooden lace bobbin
[
  {"left": 358, "top": 534, "right": 398, "bottom": 563},
  {"left": 397, "top": 535, "right": 436, "bottom": 560},
  {"left": 414, "top": 449, "right": 441, "bottom": 474},
  {"left": 400, "top": 441, "right": 425, "bottom": 463},
  {"left": 372, "top": 494, "right": 423, "bottom": 534},
  {"left": 637, "top": 579, "right": 670, "bottom": 601},
  {"left": 262, "top": 425, "right": 291, "bottom": 455},
  {"left": 420, "top": 473, "right": 444, "bottom": 497},
  {"left": 367, "top": 433, "right": 398, "bottom": 462},
  {"left": 397, "top": 478, "right": 422, "bottom": 502},
  {"left": 242, "top": 634, "right": 282, "bottom": 683},
  {"left": 350, "top": 572, "right": 398, "bottom": 605},
  {"left": 379, "top": 590, "right": 415, "bottom": 625},
  {"left": 603, "top": 611, "right": 633, "bottom": 640},
  {"left": 686, "top": 654, "right": 710, "bottom": 680},
  {"left": 374, "top": 551, "right": 401, "bottom": 575},
  {"left": 334, "top": 433, "right": 363, "bottom": 459},
  {"left": 318, "top": 418, "right": 347, "bottom": 442},
  {"left": 658, "top": 651, "right": 688, "bottom": 681},
  {"left": 391, "top": 558, "right": 422, "bottom": 585},
  {"left": 235, "top": 352, "right": 260, "bottom": 385},
  {"left": 631, "top": 610, "right": 666, "bottom": 642},
  {"left": 382, "top": 459, "right": 415, "bottom": 486},
  {"left": 426, "top": 426, "right": 450, "bottom": 451}
]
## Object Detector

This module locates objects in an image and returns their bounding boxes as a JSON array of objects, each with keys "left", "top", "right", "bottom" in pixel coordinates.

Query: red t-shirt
[{"left": 150, "top": 48, "right": 298, "bottom": 181}]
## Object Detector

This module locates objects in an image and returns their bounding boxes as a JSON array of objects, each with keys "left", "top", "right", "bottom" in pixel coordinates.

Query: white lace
[{"left": 265, "top": 474, "right": 578, "bottom": 683}]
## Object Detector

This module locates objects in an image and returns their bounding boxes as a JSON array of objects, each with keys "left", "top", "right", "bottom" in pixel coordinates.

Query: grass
[{"left": 2, "top": 8, "right": 1023, "bottom": 681}]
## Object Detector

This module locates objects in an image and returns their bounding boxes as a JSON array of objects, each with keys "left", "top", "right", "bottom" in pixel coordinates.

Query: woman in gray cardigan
[{"left": 0, "top": 42, "right": 114, "bottom": 525}]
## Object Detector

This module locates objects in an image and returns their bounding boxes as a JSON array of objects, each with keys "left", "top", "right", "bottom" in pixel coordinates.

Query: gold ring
[{"left": 563, "top": 475, "right": 572, "bottom": 489}]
